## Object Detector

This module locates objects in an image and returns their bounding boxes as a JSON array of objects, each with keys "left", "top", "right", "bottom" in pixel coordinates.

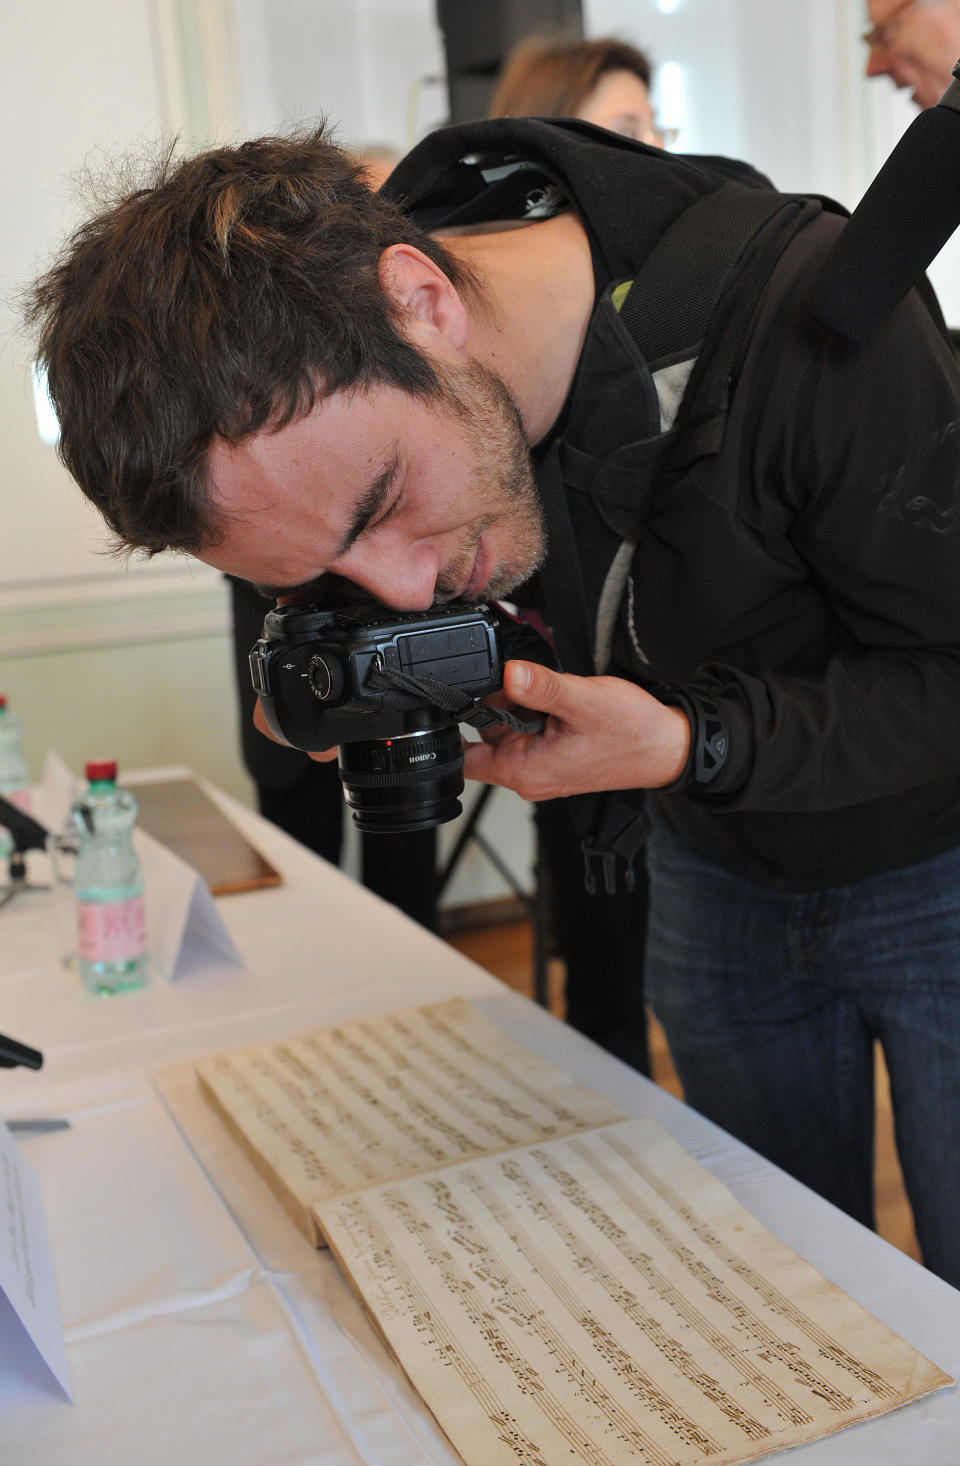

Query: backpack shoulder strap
[{"left": 617, "top": 184, "right": 813, "bottom": 366}]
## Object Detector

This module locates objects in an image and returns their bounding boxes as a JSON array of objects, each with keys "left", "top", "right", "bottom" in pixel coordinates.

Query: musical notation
[
  {"left": 318, "top": 1118, "right": 952, "bottom": 1466},
  {"left": 196, "top": 1000, "right": 952, "bottom": 1463},
  {"left": 195, "top": 998, "right": 626, "bottom": 1244}
]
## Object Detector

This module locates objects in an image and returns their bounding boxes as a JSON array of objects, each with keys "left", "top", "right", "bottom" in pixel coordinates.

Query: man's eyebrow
[
  {"left": 335, "top": 448, "right": 403, "bottom": 559},
  {"left": 248, "top": 449, "right": 403, "bottom": 599}
]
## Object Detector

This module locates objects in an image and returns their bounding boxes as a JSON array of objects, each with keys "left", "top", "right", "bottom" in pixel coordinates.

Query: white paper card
[
  {"left": 36, "top": 749, "right": 81, "bottom": 837},
  {"left": 137, "top": 827, "right": 244, "bottom": 982},
  {"left": 0, "top": 1123, "right": 71, "bottom": 1402}
]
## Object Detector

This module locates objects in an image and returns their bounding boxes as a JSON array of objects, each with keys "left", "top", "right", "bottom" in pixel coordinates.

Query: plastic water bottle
[
  {"left": 0, "top": 695, "right": 31, "bottom": 861},
  {"left": 72, "top": 760, "right": 148, "bottom": 995}
]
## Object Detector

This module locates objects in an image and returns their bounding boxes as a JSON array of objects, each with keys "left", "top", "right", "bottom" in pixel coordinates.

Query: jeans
[{"left": 643, "top": 818, "right": 960, "bottom": 1289}]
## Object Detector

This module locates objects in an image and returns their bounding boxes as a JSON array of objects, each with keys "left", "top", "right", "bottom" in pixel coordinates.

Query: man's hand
[
  {"left": 462, "top": 660, "right": 691, "bottom": 800},
  {"left": 252, "top": 699, "right": 339, "bottom": 762}
]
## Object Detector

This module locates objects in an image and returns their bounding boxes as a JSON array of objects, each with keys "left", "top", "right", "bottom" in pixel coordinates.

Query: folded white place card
[
  {"left": 0, "top": 1122, "right": 71, "bottom": 1404},
  {"left": 37, "top": 749, "right": 80, "bottom": 837},
  {"left": 137, "top": 827, "right": 244, "bottom": 982}
]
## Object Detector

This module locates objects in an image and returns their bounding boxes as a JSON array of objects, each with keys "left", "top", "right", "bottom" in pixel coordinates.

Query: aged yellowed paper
[
  {"left": 318, "top": 1118, "right": 953, "bottom": 1466},
  {"left": 196, "top": 997, "right": 627, "bottom": 1243}
]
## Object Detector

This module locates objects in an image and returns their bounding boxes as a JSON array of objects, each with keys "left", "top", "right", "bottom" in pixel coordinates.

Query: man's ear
[{"left": 377, "top": 243, "right": 469, "bottom": 350}]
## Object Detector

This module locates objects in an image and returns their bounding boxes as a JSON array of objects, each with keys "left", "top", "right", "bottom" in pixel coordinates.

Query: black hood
[{"left": 382, "top": 117, "right": 775, "bottom": 281}]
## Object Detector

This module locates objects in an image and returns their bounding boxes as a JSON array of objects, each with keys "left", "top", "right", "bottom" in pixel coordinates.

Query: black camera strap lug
[
  {"left": 460, "top": 701, "right": 545, "bottom": 736},
  {"left": 571, "top": 790, "right": 651, "bottom": 896}
]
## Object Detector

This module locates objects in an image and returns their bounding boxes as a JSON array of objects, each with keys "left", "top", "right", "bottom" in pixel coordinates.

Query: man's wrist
[
  {"left": 657, "top": 686, "right": 731, "bottom": 793},
  {"left": 656, "top": 704, "right": 692, "bottom": 787}
]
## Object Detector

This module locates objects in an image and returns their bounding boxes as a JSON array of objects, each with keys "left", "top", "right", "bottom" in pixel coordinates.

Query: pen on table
[{"left": 7, "top": 1118, "right": 71, "bottom": 1134}]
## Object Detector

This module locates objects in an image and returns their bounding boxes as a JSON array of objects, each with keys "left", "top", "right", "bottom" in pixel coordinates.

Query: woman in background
[{"left": 490, "top": 35, "right": 665, "bottom": 147}]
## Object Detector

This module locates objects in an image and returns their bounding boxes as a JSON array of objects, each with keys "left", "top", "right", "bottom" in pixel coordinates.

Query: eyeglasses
[
  {"left": 610, "top": 117, "right": 680, "bottom": 148},
  {"left": 642, "top": 124, "right": 681, "bottom": 149},
  {"left": 862, "top": 0, "right": 921, "bottom": 52}
]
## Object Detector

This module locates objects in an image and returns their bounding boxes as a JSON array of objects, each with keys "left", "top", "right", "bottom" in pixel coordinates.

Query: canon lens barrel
[{"left": 337, "top": 714, "right": 464, "bottom": 832}]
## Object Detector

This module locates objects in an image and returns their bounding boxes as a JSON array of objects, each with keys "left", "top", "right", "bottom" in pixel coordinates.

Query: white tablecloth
[{"left": 0, "top": 768, "right": 957, "bottom": 1464}]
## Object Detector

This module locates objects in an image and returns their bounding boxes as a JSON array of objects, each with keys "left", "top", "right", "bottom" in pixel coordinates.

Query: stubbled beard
[{"left": 430, "top": 358, "right": 545, "bottom": 602}]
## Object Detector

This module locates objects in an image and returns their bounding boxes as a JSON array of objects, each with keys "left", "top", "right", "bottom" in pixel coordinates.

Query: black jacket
[{"left": 386, "top": 120, "right": 960, "bottom": 889}]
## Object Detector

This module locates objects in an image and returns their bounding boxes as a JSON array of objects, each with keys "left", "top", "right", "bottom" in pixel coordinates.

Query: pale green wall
[
  {"left": 1, "top": 5, "right": 251, "bottom": 802},
  {"left": 1, "top": 627, "right": 252, "bottom": 809}
]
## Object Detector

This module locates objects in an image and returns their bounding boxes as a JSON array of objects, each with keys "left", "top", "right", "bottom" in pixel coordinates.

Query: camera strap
[{"left": 365, "top": 664, "right": 545, "bottom": 736}]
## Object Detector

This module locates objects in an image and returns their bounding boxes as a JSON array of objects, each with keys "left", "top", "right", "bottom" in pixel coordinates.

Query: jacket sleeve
[{"left": 683, "top": 273, "right": 960, "bottom": 814}]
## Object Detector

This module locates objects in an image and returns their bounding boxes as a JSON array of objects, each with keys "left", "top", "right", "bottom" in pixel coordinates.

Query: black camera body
[{"left": 249, "top": 600, "right": 503, "bottom": 832}]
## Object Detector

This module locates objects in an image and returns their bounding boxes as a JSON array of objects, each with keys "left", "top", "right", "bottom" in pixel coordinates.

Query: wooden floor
[{"left": 446, "top": 915, "right": 921, "bottom": 1265}]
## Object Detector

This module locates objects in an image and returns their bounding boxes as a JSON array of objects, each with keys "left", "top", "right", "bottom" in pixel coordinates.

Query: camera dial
[{"left": 307, "top": 654, "right": 343, "bottom": 701}]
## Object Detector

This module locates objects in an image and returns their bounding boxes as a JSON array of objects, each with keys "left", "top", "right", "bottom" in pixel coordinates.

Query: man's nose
[
  {"left": 334, "top": 542, "right": 438, "bottom": 610},
  {"left": 865, "top": 48, "right": 892, "bottom": 77}
]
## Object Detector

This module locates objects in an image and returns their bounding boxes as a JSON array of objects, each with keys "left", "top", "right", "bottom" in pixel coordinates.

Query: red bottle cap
[
  {"left": 84, "top": 759, "right": 117, "bottom": 782},
  {"left": 0, "top": 695, "right": 7, "bottom": 710}
]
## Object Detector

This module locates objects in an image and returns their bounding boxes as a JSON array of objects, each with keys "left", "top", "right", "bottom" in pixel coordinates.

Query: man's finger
[
  {"left": 503, "top": 659, "right": 570, "bottom": 713},
  {"left": 252, "top": 699, "right": 284, "bottom": 745}
]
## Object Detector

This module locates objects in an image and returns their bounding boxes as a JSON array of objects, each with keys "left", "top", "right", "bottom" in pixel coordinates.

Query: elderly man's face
[{"left": 865, "top": 0, "right": 960, "bottom": 109}]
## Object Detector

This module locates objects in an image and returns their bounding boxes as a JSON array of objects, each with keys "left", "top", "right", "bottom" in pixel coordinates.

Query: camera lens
[{"left": 337, "top": 714, "right": 464, "bottom": 833}]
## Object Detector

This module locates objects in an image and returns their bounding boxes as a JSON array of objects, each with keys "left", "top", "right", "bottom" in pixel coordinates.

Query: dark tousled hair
[
  {"left": 24, "top": 124, "right": 472, "bottom": 555},
  {"left": 489, "top": 35, "right": 652, "bottom": 121}
]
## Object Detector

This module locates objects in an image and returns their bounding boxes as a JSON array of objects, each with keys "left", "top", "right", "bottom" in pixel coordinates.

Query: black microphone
[
  {"left": 0, "top": 1034, "right": 42, "bottom": 1071},
  {"left": 803, "top": 64, "right": 960, "bottom": 342},
  {"left": 0, "top": 794, "right": 48, "bottom": 854}
]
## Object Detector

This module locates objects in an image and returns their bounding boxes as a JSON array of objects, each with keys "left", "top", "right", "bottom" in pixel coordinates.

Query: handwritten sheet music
[
  {"left": 196, "top": 998, "right": 626, "bottom": 1243},
  {"left": 318, "top": 1118, "right": 952, "bottom": 1466}
]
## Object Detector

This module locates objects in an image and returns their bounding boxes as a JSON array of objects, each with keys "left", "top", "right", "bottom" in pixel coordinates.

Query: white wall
[
  {"left": 232, "top": 0, "right": 448, "bottom": 149},
  {"left": 1, "top": 1, "right": 250, "bottom": 808}
]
